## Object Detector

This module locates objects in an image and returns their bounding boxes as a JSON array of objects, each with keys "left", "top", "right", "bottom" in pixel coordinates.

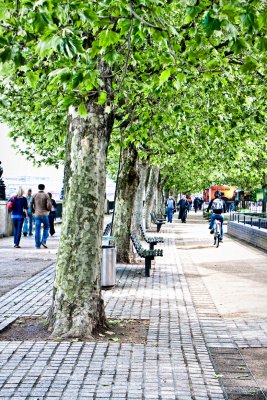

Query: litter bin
[{"left": 101, "top": 236, "right": 116, "bottom": 289}]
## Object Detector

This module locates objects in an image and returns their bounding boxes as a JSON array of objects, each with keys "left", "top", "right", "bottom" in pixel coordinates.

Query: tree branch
[{"left": 130, "top": 2, "right": 167, "bottom": 31}]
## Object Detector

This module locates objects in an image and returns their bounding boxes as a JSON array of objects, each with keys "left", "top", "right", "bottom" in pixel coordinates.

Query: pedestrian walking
[
  {"left": 23, "top": 189, "right": 33, "bottom": 237},
  {"left": 9, "top": 187, "right": 28, "bottom": 248},
  {"left": 48, "top": 192, "right": 57, "bottom": 236},
  {"left": 30, "top": 184, "right": 51, "bottom": 249},
  {"left": 193, "top": 197, "right": 200, "bottom": 213},
  {"left": 165, "top": 195, "right": 176, "bottom": 223},
  {"left": 178, "top": 194, "right": 189, "bottom": 223}
]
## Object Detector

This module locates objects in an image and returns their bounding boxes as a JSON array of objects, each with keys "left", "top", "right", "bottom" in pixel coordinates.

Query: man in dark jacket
[{"left": 178, "top": 195, "right": 189, "bottom": 223}]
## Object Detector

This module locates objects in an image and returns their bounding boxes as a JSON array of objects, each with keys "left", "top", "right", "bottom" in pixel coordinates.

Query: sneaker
[
  {"left": 210, "top": 229, "right": 214, "bottom": 234},
  {"left": 41, "top": 242, "right": 48, "bottom": 248},
  {"left": 23, "top": 232, "right": 27, "bottom": 237},
  {"left": 14, "top": 245, "right": 21, "bottom": 248}
]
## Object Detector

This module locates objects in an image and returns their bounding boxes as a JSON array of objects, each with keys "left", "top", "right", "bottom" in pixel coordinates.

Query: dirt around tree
[{"left": 0, "top": 316, "right": 149, "bottom": 344}]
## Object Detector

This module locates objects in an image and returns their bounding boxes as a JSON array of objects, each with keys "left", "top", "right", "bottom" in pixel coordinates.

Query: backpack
[
  {"left": 167, "top": 198, "right": 174, "bottom": 208},
  {"left": 212, "top": 198, "right": 223, "bottom": 210}
]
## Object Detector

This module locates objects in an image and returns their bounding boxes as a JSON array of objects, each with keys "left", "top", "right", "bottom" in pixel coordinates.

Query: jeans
[
  {"left": 209, "top": 213, "right": 224, "bottom": 239},
  {"left": 12, "top": 217, "right": 24, "bottom": 246},
  {"left": 23, "top": 212, "right": 33, "bottom": 235},
  {"left": 35, "top": 216, "right": 49, "bottom": 248},
  {"left": 167, "top": 207, "right": 173, "bottom": 223}
]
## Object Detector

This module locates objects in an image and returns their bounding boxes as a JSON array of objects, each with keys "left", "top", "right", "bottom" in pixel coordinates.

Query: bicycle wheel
[{"left": 215, "top": 234, "right": 220, "bottom": 248}]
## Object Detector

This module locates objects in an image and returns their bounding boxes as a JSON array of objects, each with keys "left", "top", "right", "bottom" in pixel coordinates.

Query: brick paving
[{"left": 0, "top": 214, "right": 266, "bottom": 398}]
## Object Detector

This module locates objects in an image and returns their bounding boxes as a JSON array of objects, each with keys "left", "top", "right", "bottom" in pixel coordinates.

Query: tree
[{"left": 1, "top": 0, "right": 267, "bottom": 337}]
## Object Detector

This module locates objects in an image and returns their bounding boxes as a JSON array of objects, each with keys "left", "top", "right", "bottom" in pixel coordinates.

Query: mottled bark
[
  {"left": 156, "top": 172, "right": 165, "bottom": 216},
  {"left": 113, "top": 144, "right": 139, "bottom": 263},
  {"left": 144, "top": 166, "right": 159, "bottom": 229},
  {"left": 131, "top": 160, "right": 147, "bottom": 232},
  {"left": 49, "top": 67, "right": 114, "bottom": 339}
]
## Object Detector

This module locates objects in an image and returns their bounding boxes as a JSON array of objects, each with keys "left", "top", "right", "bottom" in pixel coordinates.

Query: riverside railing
[{"left": 230, "top": 212, "right": 267, "bottom": 230}]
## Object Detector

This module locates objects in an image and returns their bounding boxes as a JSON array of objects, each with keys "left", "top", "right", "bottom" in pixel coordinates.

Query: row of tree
[{"left": 0, "top": 0, "right": 266, "bottom": 337}]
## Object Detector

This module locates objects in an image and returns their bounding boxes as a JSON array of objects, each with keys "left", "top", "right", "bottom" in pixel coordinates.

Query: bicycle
[{"left": 213, "top": 218, "right": 222, "bottom": 248}]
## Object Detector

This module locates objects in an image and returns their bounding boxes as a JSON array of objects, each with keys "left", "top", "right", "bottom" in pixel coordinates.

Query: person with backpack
[
  {"left": 207, "top": 190, "right": 226, "bottom": 241},
  {"left": 165, "top": 195, "right": 176, "bottom": 223}
]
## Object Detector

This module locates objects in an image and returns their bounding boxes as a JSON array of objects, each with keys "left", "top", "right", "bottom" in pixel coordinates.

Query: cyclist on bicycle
[{"left": 207, "top": 190, "right": 226, "bottom": 241}]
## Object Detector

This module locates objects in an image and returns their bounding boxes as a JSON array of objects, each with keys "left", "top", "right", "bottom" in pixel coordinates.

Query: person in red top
[{"left": 187, "top": 196, "right": 192, "bottom": 212}]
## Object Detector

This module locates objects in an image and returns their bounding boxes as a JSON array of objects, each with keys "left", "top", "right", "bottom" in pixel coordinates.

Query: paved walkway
[{"left": 0, "top": 213, "right": 266, "bottom": 399}]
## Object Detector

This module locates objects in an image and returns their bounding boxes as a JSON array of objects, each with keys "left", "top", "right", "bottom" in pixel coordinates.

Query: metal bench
[
  {"left": 150, "top": 211, "right": 166, "bottom": 232},
  {"left": 130, "top": 232, "right": 163, "bottom": 277},
  {"left": 103, "top": 222, "right": 112, "bottom": 236},
  {"left": 139, "top": 224, "right": 164, "bottom": 250}
]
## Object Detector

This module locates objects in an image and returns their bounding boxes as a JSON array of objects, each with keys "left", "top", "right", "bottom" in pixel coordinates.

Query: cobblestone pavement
[{"left": 0, "top": 214, "right": 266, "bottom": 399}]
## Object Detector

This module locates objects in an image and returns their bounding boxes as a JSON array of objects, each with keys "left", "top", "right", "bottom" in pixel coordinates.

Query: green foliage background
[{"left": 0, "top": 0, "right": 266, "bottom": 192}]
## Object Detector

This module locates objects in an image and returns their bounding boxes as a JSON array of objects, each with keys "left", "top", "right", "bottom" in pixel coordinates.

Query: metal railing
[{"left": 230, "top": 212, "right": 267, "bottom": 230}]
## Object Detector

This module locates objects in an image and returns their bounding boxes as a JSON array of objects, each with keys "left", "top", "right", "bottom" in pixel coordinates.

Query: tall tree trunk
[
  {"left": 156, "top": 172, "right": 165, "bottom": 216},
  {"left": 144, "top": 166, "right": 159, "bottom": 228},
  {"left": 131, "top": 159, "right": 147, "bottom": 232},
  {"left": 113, "top": 144, "right": 139, "bottom": 263},
  {"left": 49, "top": 69, "right": 114, "bottom": 339}
]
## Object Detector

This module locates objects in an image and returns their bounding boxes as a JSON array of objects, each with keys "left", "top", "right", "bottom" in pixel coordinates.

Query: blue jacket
[{"left": 11, "top": 196, "right": 27, "bottom": 219}]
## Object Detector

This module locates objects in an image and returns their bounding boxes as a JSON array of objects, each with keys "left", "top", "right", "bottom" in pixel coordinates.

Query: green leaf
[
  {"left": 61, "top": 95, "right": 76, "bottom": 109},
  {"left": 185, "top": 6, "right": 202, "bottom": 24},
  {"left": 256, "top": 37, "right": 267, "bottom": 52},
  {"left": 240, "top": 13, "right": 255, "bottom": 32},
  {"left": 96, "top": 91, "right": 107, "bottom": 104},
  {"left": 26, "top": 71, "right": 39, "bottom": 88},
  {"left": 159, "top": 69, "right": 171, "bottom": 84},
  {"left": 48, "top": 67, "right": 70, "bottom": 78},
  {"left": 33, "top": 12, "right": 51, "bottom": 33},
  {"left": 0, "top": 1, "right": 10, "bottom": 20},
  {"left": 240, "top": 57, "right": 258, "bottom": 74},
  {"left": 231, "top": 38, "right": 247, "bottom": 54},
  {"left": 72, "top": 72, "right": 83, "bottom": 89},
  {"left": 104, "top": 50, "right": 117, "bottom": 64},
  {"left": 258, "top": 9, "right": 267, "bottom": 29},
  {"left": 0, "top": 47, "right": 12, "bottom": 63},
  {"left": 36, "top": 35, "right": 61, "bottom": 57},
  {"left": 0, "top": 37, "right": 8, "bottom": 46},
  {"left": 98, "top": 30, "right": 120, "bottom": 48},
  {"left": 78, "top": 102, "right": 87, "bottom": 118},
  {"left": 202, "top": 14, "right": 221, "bottom": 36}
]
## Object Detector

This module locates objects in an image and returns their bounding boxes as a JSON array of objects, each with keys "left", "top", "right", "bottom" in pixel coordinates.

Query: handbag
[{"left": 7, "top": 197, "right": 14, "bottom": 212}]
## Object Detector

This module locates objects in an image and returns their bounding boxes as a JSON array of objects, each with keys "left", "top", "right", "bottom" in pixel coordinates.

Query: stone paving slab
[
  {"left": 0, "top": 215, "right": 266, "bottom": 398},
  {"left": 0, "top": 225, "right": 226, "bottom": 399}
]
